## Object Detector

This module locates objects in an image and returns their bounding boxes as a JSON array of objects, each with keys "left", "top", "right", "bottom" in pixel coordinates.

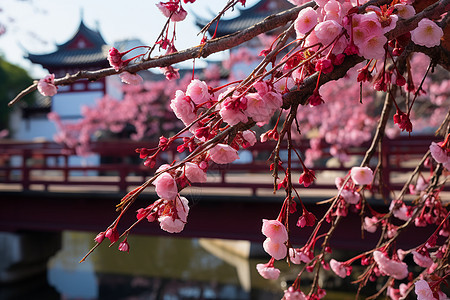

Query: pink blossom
[
  {"left": 209, "top": 144, "right": 240, "bottom": 164},
  {"left": 330, "top": 259, "right": 348, "bottom": 278},
  {"left": 156, "top": 1, "right": 179, "bottom": 18},
  {"left": 289, "top": 248, "right": 312, "bottom": 264},
  {"left": 314, "top": 20, "right": 343, "bottom": 45},
  {"left": 37, "top": 74, "right": 58, "bottom": 96},
  {"left": 170, "top": 90, "right": 196, "bottom": 126},
  {"left": 414, "top": 280, "right": 436, "bottom": 300},
  {"left": 158, "top": 215, "right": 185, "bottom": 233},
  {"left": 411, "top": 19, "right": 444, "bottom": 48},
  {"left": 283, "top": 287, "right": 307, "bottom": 300},
  {"left": 263, "top": 237, "right": 287, "bottom": 260},
  {"left": 390, "top": 200, "right": 411, "bottom": 221},
  {"left": 160, "top": 66, "right": 180, "bottom": 80},
  {"left": 294, "top": 7, "right": 318, "bottom": 37},
  {"left": 387, "top": 286, "right": 402, "bottom": 300},
  {"left": 341, "top": 189, "right": 361, "bottom": 204},
  {"left": 394, "top": 4, "right": 415, "bottom": 19},
  {"left": 430, "top": 142, "right": 449, "bottom": 164},
  {"left": 363, "top": 216, "right": 379, "bottom": 233},
  {"left": 245, "top": 92, "right": 272, "bottom": 123},
  {"left": 107, "top": 47, "right": 130, "bottom": 71},
  {"left": 186, "top": 79, "right": 210, "bottom": 105},
  {"left": 256, "top": 262, "right": 280, "bottom": 280},
  {"left": 184, "top": 162, "right": 207, "bottom": 183},
  {"left": 153, "top": 173, "right": 178, "bottom": 200},
  {"left": 119, "top": 72, "right": 143, "bottom": 85},
  {"left": 359, "top": 34, "right": 387, "bottom": 60},
  {"left": 175, "top": 196, "right": 190, "bottom": 222},
  {"left": 261, "top": 219, "right": 288, "bottom": 243},
  {"left": 381, "top": 14, "right": 398, "bottom": 33},
  {"left": 373, "top": 250, "right": 408, "bottom": 279},
  {"left": 358, "top": 12, "right": 383, "bottom": 36},
  {"left": 350, "top": 166, "right": 373, "bottom": 185},
  {"left": 171, "top": 6, "right": 187, "bottom": 22},
  {"left": 242, "top": 130, "right": 257, "bottom": 147},
  {"left": 299, "top": 168, "right": 316, "bottom": 187},
  {"left": 412, "top": 250, "right": 433, "bottom": 268},
  {"left": 219, "top": 104, "right": 248, "bottom": 125},
  {"left": 274, "top": 77, "right": 295, "bottom": 93},
  {"left": 323, "top": 0, "right": 342, "bottom": 22}
]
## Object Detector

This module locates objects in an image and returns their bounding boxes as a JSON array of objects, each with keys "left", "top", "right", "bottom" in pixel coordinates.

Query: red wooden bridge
[{"left": 0, "top": 136, "right": 441, "bottom": 250}]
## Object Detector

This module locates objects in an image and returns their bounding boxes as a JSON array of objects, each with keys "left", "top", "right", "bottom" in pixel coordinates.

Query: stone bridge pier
[{"left": 0, "top": 231, "right": 61, "bottom": 299}]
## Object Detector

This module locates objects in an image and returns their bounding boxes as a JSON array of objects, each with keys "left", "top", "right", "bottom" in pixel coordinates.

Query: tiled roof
[
  {"left": 26, "top": 21, "right": 108, "bottom": 69},
  {"left": 196, "top": 0, "right": 293, "bottom": 37}
]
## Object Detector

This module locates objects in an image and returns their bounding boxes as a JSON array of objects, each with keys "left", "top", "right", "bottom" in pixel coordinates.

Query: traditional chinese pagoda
[
  {"left": 13, "top": 20, "right": 115, "bottom": 142},
  {"left": 27, "top": 20, "right": 109, "bottom": 98}
]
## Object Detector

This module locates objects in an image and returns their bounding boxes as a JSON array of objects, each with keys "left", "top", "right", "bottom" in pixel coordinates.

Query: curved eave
[
  {"left": 26, "top": 50, "right": 108, "bottom": 69},
  {"left": 56, "top": 21, "right": 106, "bottom": 51}
]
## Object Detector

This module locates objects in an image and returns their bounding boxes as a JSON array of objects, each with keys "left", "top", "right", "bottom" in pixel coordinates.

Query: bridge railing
[{"left": 0, "top": 135, "right": 439, "bottom": 195}]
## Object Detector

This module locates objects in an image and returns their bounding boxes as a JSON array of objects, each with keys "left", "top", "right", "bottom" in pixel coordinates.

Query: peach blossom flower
[
  {"left": 175, "top": 196, "right": 190, "bottom": 222},
  {"left": 209, "top": 144, "right": 240, "bottom": 164},
  {"left": 170, "top": 90, "right": 196, "bottom": 126},
  {"left": 411, "top": 19, "right": 444, "bottom": 48},
  {"left": 414, "top": 280, "right": 435, "bottom": 300},
  {"left": 350, "top": 166, "right": 373, "bottom": 185},
  {"left": 283, "top": 287, "right": 307, "bottom": 300},
  {"left": 171, "top": 6, "right": 187, "bottom": 22},
  {"left": 256, "top": 262, "right": 280, "bottom": 279},
  {"left": 263, "top": 237, "right": 287, "bottom": 260},
  {"left": 242, "top": 130, "right": 257, "bottom": 147},
  {"left": 158, "top": 215, "right": 185, "bottom": 233},
  {"left": 430, "top": 142, "right": 449, "bottom": 164},
  {"left": 373, "top": 250, "right": 408, "bottom": 279},
  {"left": 341, "top": 189, "right": 361, "bottom": 204},
  {"left": 262, "top": 219, "right": 288, "bottom": 243},
  {"left": 245, "top": 92, "right": 272, "bottom": 123},
  {"left": 153, "top": 173, "right": 178, "bottom": 200},
  {"left": 184, "top": 162, "right": 207, "bottom": 183},
  {"left": 363, "top": 216, "right": 379, "bottom": 233},
  {"left": 330, "top": 259, "right": 348, "bottom": 278},
  {"left": 359, "top": 34, "right": 387, "bottom": 59},
  {"left": 119, "top": 72, "right": 143, "bottom": 85},
  {"left": 314, "top": 20, "right": 343, "bottom": 45},
  {"left": 412, "top": 250, "right": 433, "bottom": 268},
  {"left": 294, "top": 7, "right": 318, "bottom": 36},
  {"left": 186, "top": 79, "right": 210, "bottom": 105},
  {"left": 219, "top": 104, "right": 248, "bottom": 125},
  {"left": 37, "top": 74, "right": 58, "bottom": 96},
  {"left": 394, "top": 4, "right": 415, "bottom": 19},
  {"left": 390, "top": 200, "right": 411, "bottom": 221},
  {"left": 289, "top": 248, "right": 313, "bottom": 264}
]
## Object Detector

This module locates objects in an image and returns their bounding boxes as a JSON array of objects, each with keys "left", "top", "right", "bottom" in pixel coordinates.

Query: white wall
[{"left": 52, "top": 91, "right": 104, "bottom": 118}]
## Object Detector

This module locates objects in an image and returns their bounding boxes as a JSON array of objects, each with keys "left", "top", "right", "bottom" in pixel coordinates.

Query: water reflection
[{"left": 47, "top": 231, "right": 283, "bottom": 300}]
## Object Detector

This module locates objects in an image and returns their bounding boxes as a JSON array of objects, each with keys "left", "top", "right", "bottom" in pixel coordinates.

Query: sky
[{"left": 0, "top": 0, "right": 258, "bottom": 78}]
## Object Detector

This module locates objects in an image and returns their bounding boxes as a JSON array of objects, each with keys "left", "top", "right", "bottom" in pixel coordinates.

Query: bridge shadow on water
[{"left": 0, "top": 188, "right": 438, "bottom": 300}]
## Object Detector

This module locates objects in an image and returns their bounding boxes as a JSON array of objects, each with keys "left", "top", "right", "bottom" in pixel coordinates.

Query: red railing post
[
  {"left": 119, "top": 166, "right": 128, "bottom": 193},
  {"left": 21, "top": 149, "right": 31, "bottom": 191}
]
